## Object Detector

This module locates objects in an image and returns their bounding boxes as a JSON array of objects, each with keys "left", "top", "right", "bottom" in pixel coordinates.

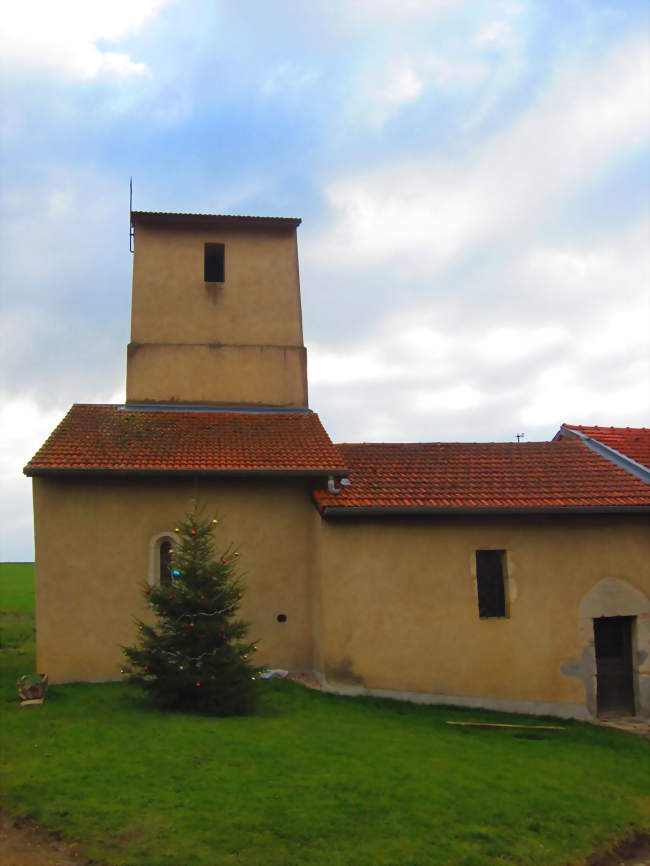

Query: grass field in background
[
  {"left": 0, "top": 562, "right": 35, "bottom": 657},
  {"left": 0, "top": 562, "right": 648, "bottom": 866}
]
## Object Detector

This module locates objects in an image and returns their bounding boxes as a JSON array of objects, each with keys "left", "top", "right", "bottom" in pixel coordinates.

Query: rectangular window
[
  {"left": 476, "top": 550, "right": 506, "bottom": 618},
  {"left": 204, "top": 243, "right": 225, "bottom": 282}
]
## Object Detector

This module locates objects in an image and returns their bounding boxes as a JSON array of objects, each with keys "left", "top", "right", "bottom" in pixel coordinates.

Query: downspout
[{"left": 327, "top": 475, "right": 351, "bottom": 495}]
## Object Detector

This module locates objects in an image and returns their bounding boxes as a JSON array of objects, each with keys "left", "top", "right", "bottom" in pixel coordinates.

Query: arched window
[
  {"left": 148, "top": 533, "right": 176, "bottom": 588},
  {"left": 160, "top": 540, "right": 173, "bottom": 588}
]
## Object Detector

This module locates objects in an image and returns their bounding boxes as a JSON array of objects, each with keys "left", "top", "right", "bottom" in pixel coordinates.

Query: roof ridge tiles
[
  {"left": 131, "top": 210, "right": 301, "bottom": 220},
  {"left": 564, "top": 422, "right": 650, "bottom": 432},
  {"left": 335, "top": 440, "right": 577, "bottom": 448}
]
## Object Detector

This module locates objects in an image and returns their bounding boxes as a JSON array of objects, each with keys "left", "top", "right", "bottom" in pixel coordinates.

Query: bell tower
[{"left": 126, "top": 211, "right": 308, "bottom": 407}]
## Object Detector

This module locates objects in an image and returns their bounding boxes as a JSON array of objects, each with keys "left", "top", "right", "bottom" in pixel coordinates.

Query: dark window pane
[
  {"left": 160, "top": 541, "right": 173, "bottom": 588},
  {"left": 204, "top": 243, "right": 225, "bottom": 282},
  {"left": 476, "top": 550, "right": 506, "bottom": 618}
]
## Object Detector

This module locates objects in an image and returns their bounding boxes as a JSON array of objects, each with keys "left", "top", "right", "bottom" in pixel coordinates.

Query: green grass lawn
[{"left": 1, "top": 563, "right": 648, "bottom": 866}]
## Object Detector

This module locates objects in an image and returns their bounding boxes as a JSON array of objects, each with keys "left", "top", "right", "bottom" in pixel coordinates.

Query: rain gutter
[
  {"left": 320, "top": 504, "right": 650, "bottom": 518},
  {"left": 24, "top": 467, "right": 347, "bottom": 479}
]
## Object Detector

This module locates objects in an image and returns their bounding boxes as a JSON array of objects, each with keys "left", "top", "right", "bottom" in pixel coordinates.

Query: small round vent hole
[{"left": 276, "top": 613, "right": 287, "bottom": 623}]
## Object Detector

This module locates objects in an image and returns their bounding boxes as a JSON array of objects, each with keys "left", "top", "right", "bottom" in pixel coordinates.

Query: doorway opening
[{"left": 594, "top": 616, "right": 635, "bottom": 717}]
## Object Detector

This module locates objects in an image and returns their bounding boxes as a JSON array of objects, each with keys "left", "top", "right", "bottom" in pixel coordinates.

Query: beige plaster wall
[
  {"left": 33, "top": 476, "right": 650, "bottom": 718},
  {"left": 125, "top": 343, "right": 308, "bottom": 405},
  {"left": 316, "top": 514, "right": 650, "bottom": 718},
  {"left": 130, "top": 223, "right": 304, "bottom": 346},
  {"left": 33, "top": 476, "right": 319, "bottom": 683},
  {"left": 126, "top": 223, "right": 307, "bottom": 405}
]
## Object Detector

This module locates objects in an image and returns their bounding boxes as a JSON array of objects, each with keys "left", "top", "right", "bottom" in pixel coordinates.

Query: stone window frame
[{"left": 147, "top": 532, "right": 177, "bottom": 588}]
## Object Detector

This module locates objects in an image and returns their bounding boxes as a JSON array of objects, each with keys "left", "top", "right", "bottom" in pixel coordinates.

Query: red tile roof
[
  {"left": 560, "top": 424, "right": 650, "bottom": 469},
  {"left": 313, "top": 441, "right": 650, "bottom": 514},
  {"left": 24, "top": 405, "right": 346, "bottom": 477},
  {"left": 131, "top": 211, "right": 301, "bottom": 229}
]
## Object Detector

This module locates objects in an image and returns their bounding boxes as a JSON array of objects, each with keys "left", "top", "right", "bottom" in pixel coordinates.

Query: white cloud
[
  {"left": 355, "top": 62, "right": 426, "bottom": 127},
  {"left": 477, "top": 19, "right": 514, "bottom": 49},
  {"left": 310, "top": 316, "right": 567, "bottom": 390},
  {"left": 0, "top": 400, "right": 66, "bottom": 486},
  {"left": 335, "top": 0, "right": 464, "bottom": 25},
  {"left": 520, "top": 367, "right": 650, "bottom": 429},
  {"left": 524, "top": 223, "right": 649, "bottom": 295},
  {"left": 375, "top": 65, "right": 424, "bottom": 105},
  {"left": 0, "top": 399, "right": 67, "bottom": 561},
  {"left": 424, "top": 52, "right": 489, "bottom": 88},
  {"left": 305, "top": 35, "right": 650, "bottom": 272},
  {"left": 0, "top": 383, "right": 127, "bottom": 561},
  {"left": 413, "top": 383, "right": 484, "bottom": 413},
  {"left": 307, "top": 215, "right": 649, "bottom": 444},
  {"left": 475, "top": 2, "right": 523, "bottom": 50},
  {"left": 260, "top": 62, "right": 319, "bottom": 97},
  {"left": 348, "top": 47, "right": 491, "bottom": 129},
  {"left": 475, "top": 325, "right": 564, "bottom": 365},
  {"left": 0, "top": 0, "right": 173, "bottom": 81}
]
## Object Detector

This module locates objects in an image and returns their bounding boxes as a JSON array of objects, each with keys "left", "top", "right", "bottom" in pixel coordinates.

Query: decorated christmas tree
[{"left": 122, "top": 507, "right": 259, "bottom": 715}]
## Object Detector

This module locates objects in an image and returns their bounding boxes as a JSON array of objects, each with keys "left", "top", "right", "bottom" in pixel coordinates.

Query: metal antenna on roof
[
  {"left": 516, "top": 433, "right": 525, "bottom": 443},
  {"left": 129, "top": 177, "right": 134, "bottom": 254}
]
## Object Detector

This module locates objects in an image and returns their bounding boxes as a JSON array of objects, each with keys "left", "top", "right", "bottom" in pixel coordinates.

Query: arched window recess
[{"left": 148, "top": 533, "right": 177, "bottom": 588}]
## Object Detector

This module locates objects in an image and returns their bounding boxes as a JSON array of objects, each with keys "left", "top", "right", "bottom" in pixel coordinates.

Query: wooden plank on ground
[{"left": 446, "top": 721, "right": 565, "bottom": 731}]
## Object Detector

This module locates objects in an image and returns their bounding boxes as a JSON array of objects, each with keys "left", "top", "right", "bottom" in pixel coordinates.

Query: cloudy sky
[{"left": 1, "top": 0, "right": 648, "bottom": 560}]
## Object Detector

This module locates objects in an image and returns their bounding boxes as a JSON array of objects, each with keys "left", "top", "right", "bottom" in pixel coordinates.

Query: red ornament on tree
[
  {"left": 168, "top": 594, "right": 175, "bottom": 601},
  {"left": 190, "top": 529, "right": 196, "bottom": 537},
  {"left": 189, "top": 621, "right": 195, "bottom": 628},
  {"left": 195, "top": 681, "right": 201, "bottom": 687},
  {"left": 162, "top": 610, "right": 167, "bottom": 616}
]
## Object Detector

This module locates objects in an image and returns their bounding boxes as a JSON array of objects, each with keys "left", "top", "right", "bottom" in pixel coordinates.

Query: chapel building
[{"left": 25, "top": 211, "right": 650, "bottom": 720}]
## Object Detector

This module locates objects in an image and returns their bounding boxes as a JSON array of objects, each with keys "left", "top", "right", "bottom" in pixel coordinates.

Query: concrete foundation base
[{"left": 316, "top": 673, "right": 593, "bottom": 721}]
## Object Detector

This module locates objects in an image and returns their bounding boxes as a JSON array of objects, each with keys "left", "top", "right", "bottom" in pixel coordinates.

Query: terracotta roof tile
[
  {"left": 24, "top": 405, "right": 346, "bottom": 476},
  {"left": 313, "top": 441, "right": 650, "bottom": 513},
  {"left": 131, "top": 211, "right": 301, "bottom": 229},
  {"left": 561, "top": 424, "right": 650, "bottom": 469}
]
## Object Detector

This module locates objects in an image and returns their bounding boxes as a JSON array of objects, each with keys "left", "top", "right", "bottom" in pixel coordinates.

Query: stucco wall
[
  {"left": 130, "top": 223, "right": 303, "bottom": 346},
  {"left": 126, "top": 222, "right": 307, "bottom": 405},
  {"left": 126, "top": 343, "right": 308, "bottom": 405},
  {"left": 33, "top": 477, "right": 650, "bottom": 718},
  {"left": 33, "top": 476, "right": 319, "bottom": 683},
  {"left": 316, "top": 514, "right": 650, "bottom": 719}
]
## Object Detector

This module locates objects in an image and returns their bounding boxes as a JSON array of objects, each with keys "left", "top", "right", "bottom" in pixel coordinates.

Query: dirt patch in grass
[
  {"left": 2, "top": 810, "right": 649, "bottom": 866},
  {"left": 0, "top": 809, "right": 101, "bottom": 866},
  {"left": 583, "top": 831, "right": 650, "bottom": 866}
]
